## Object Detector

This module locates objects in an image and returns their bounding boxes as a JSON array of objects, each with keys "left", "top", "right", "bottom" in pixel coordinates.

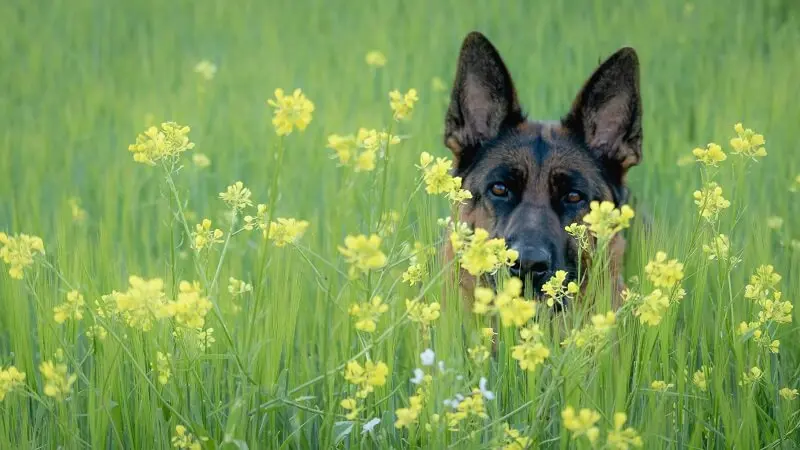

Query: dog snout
[{"left": 508, "top": 245, "right": 552, "bottom": 283}]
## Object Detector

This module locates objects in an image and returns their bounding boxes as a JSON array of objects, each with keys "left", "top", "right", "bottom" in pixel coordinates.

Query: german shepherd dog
[{"left": 444, "top": 32, "right": 642, "bottom": 304}]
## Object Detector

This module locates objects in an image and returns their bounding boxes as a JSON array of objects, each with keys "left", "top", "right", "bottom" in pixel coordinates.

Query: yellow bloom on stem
[
  {"left": 561, "top": 406, "right": 601, "bottom": 444},
  {"left": 582, "top": 201, "right": 634, "bottom": 240},
  {"left": 341, "top": 397, "right": 360, "bottom": 420},
  {"left": 53, "top": 290, "right": 85, "bottom": 324},
  {"left": 0, "top": 366, "right": 26, "bottom": 401},
  {"left": 702, "top": 234, "right": 732, "bottom": 262},
  {"left": 327, "top": 134, "right": 357, "bottom": 166},
  {"left": 160, "top": 281, "right": 213, "bottom": 329},
  {"left": 128, "top": 122, "right": 194, "bottom": 165},
  {"left": 494, "top": 278, "right": 535, "bottom": 327},
  {"left": 650, "top": 380, "right": 674, "bottom": 392},
  {"left": 394, "top": 395, "right": 423, "bottom": 428},
  {"left": 402, "top": 262, "right": 426, "bottom": 286},
  {"left": 693, "top": 182, "right": 730, "bottom": 222},
  {"left": 565, "top": 223, "right": 590, "bottom": 252},
  {"left": 113, "top": 276, "right": 168, "bottom": 332},
  {"left": 500, "top": 423, "right": 531, "bottom": 450},
  {"left": 192, "top": 152, "right": 211, "bottom": 168},
  {"left": 691, "top": 366, "right": 712, "bottom": 392},
  {"left": 349, "top": 296, "right": 389, "bottom": 333},
  {"left": 729, "top": 122, "right": 767, "bottom": 160},
  {"left": 634, "top": 289, "right": 670, "bottom": 326},
  {"left": 541, "top": 270, "right": 579, "bottom": 307},
  {"left": 0, "top": 232, "right": 45, "bottom": 280},
  {"left": 606, "top": 413, "right": 644, "bottom": 449},
  {"left": 692, "top": 142, "right": 726, "bottom": 166},
  {"left": 512, "top": 325, "right": 550, "bottom": 371},
  {"left": 445, "top": 389, "right": 489, "bottom": 430},
  {"left": 152, "top": 351, "right": 172, "bottom": 385},
  {"left": 267, "top": 218, "right": 309, "bottom": 247},
  {"left": 339, "top": 234, "right": 387, "bottom": 277},
  {"left": 40, "top": 360, "right": 77, "bottom": 401},
  {"left": 343, "top": 359, "right": 389, "bottom": 399},
  {"left": 192, "top": 219, "right": 224, "bottom": 251},
  {"left": 228, "top": 277, "right": 252, "bottom": 296},
  {"left": 219, "top": 181, "right": 253, "bottom": 211},
  {"left": 171, "top": 424, "right": 206, "bottom": 450},
  {"left": 644, "top": 251, "right": 684, "bottom": 288},
  {"left": 389, "top": 88, "right": 419, "bottom": 121},
  {"left": 267, "top": 88, "right": 314, "bottom": 136},
  {"left": 779, "top": 387, "right": 798, "bottom": 400},
  {"left": 406, "top": 299, "right": 441, "bottom": 327},
  {"left": 365, "top": 51, "right": 387, "bottom": 67},
  {"left": 459, "top": 228, "right": 518, "bottom": 276},
  {"left": 561, "top": 311, "right": 616, "bottom": 350},
  {"left": 739, "top": 366, "right": 763, "bottom": 386}
]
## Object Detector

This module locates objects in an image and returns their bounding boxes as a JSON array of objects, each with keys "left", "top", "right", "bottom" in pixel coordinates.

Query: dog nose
[{"left": 509, "top": 246, "right": 552, "bottom": 281}]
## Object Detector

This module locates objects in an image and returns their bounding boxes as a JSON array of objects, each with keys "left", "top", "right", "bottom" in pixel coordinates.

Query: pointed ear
[
  {"left": 444, "top": 32, "right": 524, "bottom": 167},
  {"left": 563, "top": 47, "right": 642, "bottom": 183}
]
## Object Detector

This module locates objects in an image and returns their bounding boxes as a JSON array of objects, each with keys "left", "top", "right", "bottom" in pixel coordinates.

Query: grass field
[{"left": 1, "top": 0, "right": 800, "bottom": 448}]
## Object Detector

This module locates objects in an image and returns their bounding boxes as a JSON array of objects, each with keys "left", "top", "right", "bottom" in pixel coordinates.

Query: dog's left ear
[{"left": 563, "top": 47, "right": 642, "bottom": 184}]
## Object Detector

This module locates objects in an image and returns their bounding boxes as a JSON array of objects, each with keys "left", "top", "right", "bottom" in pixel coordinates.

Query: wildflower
[
  {"left": 565, "top": 223, "right": 590, "bottom": 252},
  {"left": 85, "top": 324, "right": 107, "bottom": 340},
  {"left": 691, "top": 366, "right": 712, "bottom": 392},
  {"left": 365, "top": 51, "right": 387, "bottom": 67},
  {"left": 194, "top": 60, "right": 217, "bottom": 81},
  {"left": 495, "top": 282, "right": 535, "bottom": 328},
  {"left": 541, "top": 270, "right": 579, "bottom": 307},
  {"left": 606, "top": 413, "right": 643, "bottom": 449},
  {"left": 192, "top": 219, "right": 224, "bottom": 251},
  {"left": 171, "top": 425, "right": 206, "bottom": 450},
  {"left": 357, "top": 128, "right": 401, "bottom": 154},
  {"left": 40, "top": 360, "right": 77, "bottom": 400},
  {"left": 192, "top": 153, "right": 211, "bottom": 168},
  {"left": 693, "top": 182, "right": 731, "bottom": 222},
  {"left": 468, "top": 344, "right": 490, "bottom": 365},
  {"left": 478, "top": 377, "right": 495, "bottom": 400},
  {"left": 161, "top": 281, "right": 213, "bottom": 329},
  {"left": 561, "top": 406, "right": 601, "bottom": 444},
  {"left": 766, "top": 216, "right": 783, "bottom": 230},
  {"left": 402, "top": 262, "right": 426, "bottom": 286},
  {"left": 445, "top": 389, "right": 489, "bottom": 430},
  {"left": 757, "top": 293, "right": 793, "bottom": 324},
  {"left": 219, "top": 181, "right": 253, "bottom": 211},
  {"left": 512, "top": 325, "right": 550, "bottom": 371},
  {"left": 0, "top": 366, "right": 26, "bottom": 401},
  {"left": 355, "top": 148, "right": 377, "bottom": 171},
  {"left": 68, "top": 197, "right": 87, "bottom": 223},
  {"left": 362, "top": 417, "right": 381, "bottom": 434},
  {"left": 739, "top": 366, "right": 763, "bottom": 386},
  {"left": 349, "top": 296, "right": 389, "bottom": 333},
  {"left": 650, "top": 380, "right": 674, "bottom": 392},
  {"left": 644, "top": 251, "right": 684, "bottom": 288},
  {"left": 389, "top": 88, "right": 419, "bottom": 121},
  {"left": 420, "top": 349, "right": 435, "bottom": 366},
  {"left": 243, "top": 204, "right": 269, "bottom": 232},
  {"left": 779, "top": 387, "right": 798, "bottom": 400},
  {"left": 692, "top": 142, "right": 726, "bottom": 166},
  {"left": 267, "top": 88, "right": 314, "bottom": 136},
  {"left": 500, "top": 423, "right": 531, "bottom": 450},
  {"left": 53, "top": 290, "right": 85, "bottom": 324},
  {"left": 459, "top": 228, "right": 518, "bottom": 276},
  {"left": 152, "top": 351, "right": 172, "bottom": 385},
  {"left": 344, "top": 359, "right": 389, "bottom": 398},
  {"left": 339, "top": 234, "right": 387, "bottom": 277},
  {"left": 341, "top": 397, "right": 360, "bottom": 420},
  {"left": 267, "top": 218, "right": 309, "bottom": 247},
  {"left": 228, "top": 277, "right": 252, "bottom": 296},
  {"left": 327, "top": 134, "right": 357, "bottom": 165},
  {"left": 113, "top": 276, "right": 168, "bottom": 332},
  {"left": 395, "top": 395, "right": 423, "bottom": 428},
  {"left": 702, "top": 234, "right": 732, "bottom": 262},
  {"left": 634, "top": 289, "right": 670, "bottom": 326},
  {"left": 730, "top": 123, "right": 767, "bottom": 160},
  {"left": 128, "top": 122, "right": 194, "bottom": 165},
  {"left": 582, "top": 201, "right": 635, "bottom": 240},
  {"left": 0, "top": 232, "right": 45, "bottom": 280},
  {"left": 561, "top": 311, "right": 616, "bottom": 350},
  {"left": 431, "top": 77, "right": 448, "bottom": 92},
  {"left": 406, "top": 299, "right": 441, "bottom": 328},
  {"left": 744, "top": 265, "right": 781, "bottom": 301},
  {"left": 419, "top": 153, "right": 460, "bottom": 195}
]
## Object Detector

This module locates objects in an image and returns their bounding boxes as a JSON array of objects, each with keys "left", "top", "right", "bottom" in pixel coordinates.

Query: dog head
[{"left": 445, "top": 32, "right": 642, "bottom": 296}]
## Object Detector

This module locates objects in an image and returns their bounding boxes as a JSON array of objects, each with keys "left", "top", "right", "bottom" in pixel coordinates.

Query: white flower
[
  {"left": 410, "top": 368, "right": 425, "bottom": 385},
  {"left": 479, "top": 377, "right": 495, "bottom": 400},
  {"left": 362, "top": 417, "right": 381, "bottom": 434},
  {"left": 420, "top": 349, "right": 435, "bottom": 366}
]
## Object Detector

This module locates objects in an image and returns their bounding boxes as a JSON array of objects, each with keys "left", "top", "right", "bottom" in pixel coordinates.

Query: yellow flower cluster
[
  {"left": 739, "top": 265, "right": 792, "bottom": 355},
  {"left": 0, "top": 366, "right": 25, "bottom": 401},
  {"left": 338, "top": 234, "right": 387, "bottom": 278},
  {"left": 445, "top": 388, "right": 489, "bottom": 430},
  {"left": 473, "top": 278, "right": 535, "bottom": 327},
  {"left": 541, "top": 270, "right": 579, "bottom": 307},
  {"left": 702, "top": 233, "right": 733, "bottom": 262},
  {"left": 349, "top": 296, "right": 389, "bottom": 333},
  {"left": 644, "top": 251, "right": 684, "bottom": 289},
  {"left": 267, "top": 218, "right": 309, "bottom": 247},
  {"left": 153, "top": 351, "right": 172, "bottom": 385},
  {"left": 128, "top": 122, "right": 195, "bottom": 165},
  {"left": 634, "top": 251, "right": 685, "bottom": 326},
  {"left": 192, "top": 219, "right": 224, "bottom": 251},
  {"left": 565, "top": 223, "right": 590, "bottom": 252},
  {"left": 693, "top": 182, "right": 730, "bottom": 222},
  {"left": 690, "top": 365, "right": 712, "bottom": 392},
  {"left": 582, "top": 201, "right": 634, "bottom": 241},
  {"left": 228, "top": 277, "right": 252, "bottom": 297},
  {"left": 512, "top": 325, "right": 551, "bottom": 372},
  {"left": 343, "top": 359, "right": 389, "bottom": 399},
  {"left": 454, "top": 228, "right": 518, "bottom": 276},
  {"left": 780, "top": 387, "right": 799, "bottom": 400},
  {"left": 219, "top": 181, "right": 253, "bottom": 211},
  {"left": 243, "top": 204, "right": 269, "bottom": 233},
  {"left": 112, "top": 276, "right": 169, "bottom": 331},
  {"left": 561, "top": 406, "right": 601, "bottom": 444},
  {"left": 401, "top": 242, "right": 432, "bottom": 286},
  {"left": 0, "top": 232, "right": 45, "bottom": 280},
  {"left": 389, "top": 88, "right": 419, "bottom": 121},
  {"left": 739, "top": 366, "right": 763, "bottom": 386},
  {"left": 327, "top": 129, "right": 401, "bottom": 171},
  {"left": 498, "top": 423, "right": 531, "bottom": 450},
  {"left": 405, "top": 299, "right": 441, "bottom": 330},
  {"left": 365, "top": 50, "right": 387, "bottom": 67},
  {"left": 468, "top": 328, "right": 496, "bottom": 365},
  {"left": 418, "top": 152, "right": 472, "bottom": 204},
  {"left": 394, "top": 375, "right": 431, "bottom": 429},
  {"left": 650, "top": 380, "right": 674, "bottom": 392},
  {"left": 561, "top": 311, "right": 617, "bottom": 351},
  {"left": 171, "top": 425, "right": 206, "bottom": 450},
  {"left": 161, "top": 281, "right": 213, "bottom": 330},
  {"left": 267, "top": 88, "right": 314, "bottom": 136},
  {"left": 692, "top": 142, "right": 727, "bottom": 166},
  {"left": 606, "top": 413, "right": 643, "bottom": 449},
  {"left": 40, "top": 359, "right": 77, "bottom": 401},
  {"left": 53, "top": 290, "right": 85, "bottom": 324},
  {"left": 730, "top": 123, "right": 767, "bottom": 160}
]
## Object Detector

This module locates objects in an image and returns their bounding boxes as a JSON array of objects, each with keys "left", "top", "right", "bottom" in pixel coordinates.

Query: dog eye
[
  {"left": 564, "top": 191, "right": 583, "bottom": 204},
  {"left": 490, "top": 183, "right": 509, "bottom": 197}
]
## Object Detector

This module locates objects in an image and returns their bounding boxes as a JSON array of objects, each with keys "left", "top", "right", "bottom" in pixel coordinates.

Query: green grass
[{"left": 1, "top": 0, "right": 799, "bottom": 448}]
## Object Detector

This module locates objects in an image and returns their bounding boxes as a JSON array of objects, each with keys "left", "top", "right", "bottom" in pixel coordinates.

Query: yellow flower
[
  {"left": 113, "top": 276, "right": 168, "bottom": 332},
  {"left": 420, "top": 153, "right": 459, "bottom": 195},
  {"left": 243, "top": 204, "right": 269, "bottom": 232},
  {"left": 702, "top": 234, "right": 732, "bottom": 262},
  {"left": 219, "top": 181, "right": 253, "bottom": 211},
  {"left": 85, "top": 324, "right": 107, "bottom": 340},
  {"left": 267, "top": 218, "right": 309, "bottom": 247},
  {"left": 606, "top": 412, "right": 644, "bottom": 449},
  {"left": 394, "top": 395, "right": 423, "bottom": 428},
  {"left": 691, "top": 366, "right": 712, "bottom": 392},
  {"left": 739, "top": 366, "right": 763, "bottom": 386},
  {"left": 650, "top": 380, "right": 674, "bottom": 392},
  {"left": 68, "top": 197, "right": 88, "bottom": 223},
  {"left": 327, "top": 134, "right": 357, "bottom": 165},
  {"left": 152, "top": 351, "right": 172, "bottom": 385},
  {"left": 499, "top": 423, "right": 531, "bottom": 450},
  {"left": 468, "top": 344, "right": 490, "bottom": 365},
  {"left": 744, "top": 265, "right": 781, "bottom": 303},
  {"left": 561, "top": 311, "right": 616, "bottom": 350},
  {"left": 343, "top": 359, "right": 389, "bottom": 398},
  {"left": 565, "top": 223, "right": 590, "bottom": 252},
  {"left": 445, "top": 390, "right": 489, "bottom": 430},
  {"left": 541, "top": 270, "right": 578, "bottom": 307},
  {"left": 192, "top": 219, "right": 224, "bottom": 251},
  {"left": 459, "top": 228, "right": 518, "bottom": 276},
  {"left": 729, "top": 122, "right": 767, "bottom": 160},
  {"left": 0, "top": 232, "right": 45, "bottom": 280},
  {"left": 582, "top": 201, "right": 635, "bottom": 240},
  {"left": 228, "top": 277, "right": 252, "bottom": 297},
  {"left": 192, "top": 152, "right": 211, "bottom": 168},
  {"left": 349, "top": 296, "right": 389, "bottom": 333},
  {"left": 694, "top": 182, "right": 731, "bottom": 222},
  {"left": 128, "top": 122, "right": 194, "bottom": 165},
  {"left": 341, "top": 397, "right": 360, "bottom": 420},
  {"left": 194, "top": 60, "right": 217, "bottom": 81},
  {"left": 171, "top": 424, "right": 206, "bottom": 450},
  {"left": 53, "top": 290, "right": 85, "bottom": 324},
  {"left": 0, "top": 366, "right": 26, "bottom": 401},
  {"left": 692, "top": 142, "right": 726, "bottom": 166},
  {"left": 339, "top": 234, "right": 387, "bottom": 277},
  {"left": 40, "top": 360, "right": 77, "bottom": 401},
  {"left": 406, "top": 299, "right": 440, "bottom": 328},
  {"left": 365, "top": 51, "right": 387, "bottom": 67},
  {"left": 493, "top": 278, "right": 535, "bottom": 328},
  {"left": 779, "top": 387, "right": 798, "bottom": 400},
  {"left": 389, "top": 88, "right": 419, "bottom": 121},
  {"left": 644, "top": 251, "right": 684, "bottom": 288},
  {"left": 267, "top": 88, "right": 314, "bottom": 136},
  {"left": 402, "top": 262, "right": 426, "bottom": 286},
  {"left": 634, "top": 289, "right": 671, "bottom": 326},
  {"left": 354, "top": 148, "right": 377, "bottom": 172},
  {"left": 512, "top": 325, "right": 550, "bottom": 371},
  {"left": 160, "top": 281, "right": 213, "bottom": 329},
  {"left": 561, "top": 406, "right": 601, "bottom": 444}
]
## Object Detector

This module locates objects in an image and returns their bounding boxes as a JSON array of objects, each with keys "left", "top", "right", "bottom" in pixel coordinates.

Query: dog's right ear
[{"left": 445, "top": 32, "right": 524, "bottom": 168}]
